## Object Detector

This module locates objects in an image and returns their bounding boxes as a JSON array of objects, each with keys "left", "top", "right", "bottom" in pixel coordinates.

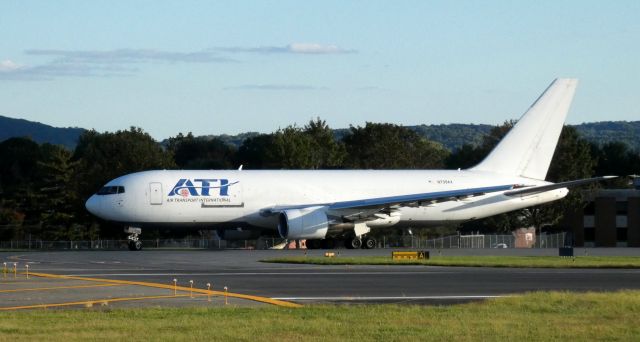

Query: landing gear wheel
[
  {"left": 345, "top": 237, "right": 362, "bottom": 249},
  {"left": 362, "top": 237, "right": 377, "bottom": 249},
  {"left": 128, "top": 240, "right": 142, "bottom": 251},
  {"left": 125, "top": 227, "right": 142, "bottom": 251}
]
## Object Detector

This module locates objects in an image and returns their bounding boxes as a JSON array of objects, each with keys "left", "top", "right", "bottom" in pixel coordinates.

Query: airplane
[{"left": 86, "top": 78, "right": 614, "bottom": 251}]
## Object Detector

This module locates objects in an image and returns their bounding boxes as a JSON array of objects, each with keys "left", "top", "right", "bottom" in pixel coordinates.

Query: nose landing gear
[{"left": 125, "top": 227, "right": 142, "bottom": 251}]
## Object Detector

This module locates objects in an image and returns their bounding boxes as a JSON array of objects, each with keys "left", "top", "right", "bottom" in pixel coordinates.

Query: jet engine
[{"left": 277, "top": 206, "right": 329, "bottom": 239}]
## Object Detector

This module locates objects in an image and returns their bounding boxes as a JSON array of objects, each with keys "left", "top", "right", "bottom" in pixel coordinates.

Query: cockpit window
[{"left": 97, "top": 186, "right": 125, "bottom": 195}]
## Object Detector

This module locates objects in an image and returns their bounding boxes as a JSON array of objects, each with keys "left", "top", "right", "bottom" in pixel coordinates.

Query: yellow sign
[{"left": 392, "top": 251, "right": 429, "bottom": 260}]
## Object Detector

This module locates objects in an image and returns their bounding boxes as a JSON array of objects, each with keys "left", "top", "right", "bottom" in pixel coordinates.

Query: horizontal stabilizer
[{"left": 504, "top": 176, "right": 617, "bottom": 197}]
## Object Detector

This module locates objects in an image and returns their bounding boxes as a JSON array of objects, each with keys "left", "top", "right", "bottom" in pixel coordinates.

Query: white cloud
[
  {"left": 287, "top": 43, "right": 350, "bottom": 54},
  {"left": 215, "top": 43, "right": 356, "bottom": 55},
  {"left": 0, "top": 43, "right": 354, "bottom": 81},
  {"left": 0, "top": 60, "right": 23, "bottom": 72},
  {"left": 26, "top": 49, "right": 236, "bottom": 64},
  {"left": 0, "top": 49, "right": 235, "bottom": 81},
  {"left": 225, "top": 84, "right": 328, "bottom": 91}
]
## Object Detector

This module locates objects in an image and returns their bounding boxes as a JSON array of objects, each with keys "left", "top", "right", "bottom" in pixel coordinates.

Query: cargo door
[{"left": 149, "top": 182, "right": 163, "bottom": 205}]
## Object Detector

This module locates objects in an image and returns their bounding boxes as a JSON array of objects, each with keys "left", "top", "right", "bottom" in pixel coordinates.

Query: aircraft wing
[
  {"left": 262, "top": 184, "right": 515, "bottom": 215},
  {"left": 262, "top": 175, "right": 617, "bottom": 218}
]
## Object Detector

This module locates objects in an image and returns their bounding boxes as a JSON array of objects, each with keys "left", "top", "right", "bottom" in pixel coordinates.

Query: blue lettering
[
  {"left": 194, "top": 179, "right": 216, "bottom": 196},
  {"left": 168, "top": 178, "right": 236, "bottom": 197},
  {"left": 168, "top": 179, "right": 198, "bottom": 197},
  {"left": 219, "top": 179, "right": 229, "bottom": 196}
]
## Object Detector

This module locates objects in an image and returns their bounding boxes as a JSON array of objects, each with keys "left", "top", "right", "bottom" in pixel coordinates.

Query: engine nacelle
[{"left": 278, "top": 206, "right": 329, "bottom": 239}]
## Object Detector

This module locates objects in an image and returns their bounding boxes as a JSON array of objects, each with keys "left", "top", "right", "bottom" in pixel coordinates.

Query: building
[{"left": 569, "top": 178, "right": 640, "bottom": 247}]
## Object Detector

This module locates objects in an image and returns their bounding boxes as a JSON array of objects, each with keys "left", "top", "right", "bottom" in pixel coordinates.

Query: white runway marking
[{"left": 58, "top": 269, "right": 640, "bottom": 277}]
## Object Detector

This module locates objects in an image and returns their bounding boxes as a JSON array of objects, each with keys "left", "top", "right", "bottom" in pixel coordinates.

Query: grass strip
[
  {"left": 0, "top": 291, "right": 639, "bottom": 341},
  {"left": 262, "top": 255, "right": 640, "bottom": 268}
]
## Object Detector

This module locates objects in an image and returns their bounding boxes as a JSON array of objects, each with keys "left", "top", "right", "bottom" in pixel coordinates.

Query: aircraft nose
[{"left": 85, "top": 195, "right": 100, "bottom": 216}]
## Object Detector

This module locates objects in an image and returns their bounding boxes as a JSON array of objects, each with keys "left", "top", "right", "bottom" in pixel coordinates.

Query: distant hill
[
  {"left": 0, "top": 115, "right": 86, "bottom": 150},
  {"left": 409, "top": 124, "right": 494, "bottom": 151},
  {"left": 410, "top": 121, "right": 640, "bottom": 152},
  {"left": 2, "top": 114, "right": 640, "bottom": 152},
  {"left": 572, "top": 121, "right": 640, "bottom": 151}
]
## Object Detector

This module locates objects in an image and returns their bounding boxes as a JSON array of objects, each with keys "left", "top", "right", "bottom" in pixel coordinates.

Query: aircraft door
[{"left": 149, "top": 182, "right": 163, "bottom": 205}]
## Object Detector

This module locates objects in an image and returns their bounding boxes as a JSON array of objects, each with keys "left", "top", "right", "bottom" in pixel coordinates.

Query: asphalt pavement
[{"left": 2, "top": 248, "right": 640, "bottom": 308}]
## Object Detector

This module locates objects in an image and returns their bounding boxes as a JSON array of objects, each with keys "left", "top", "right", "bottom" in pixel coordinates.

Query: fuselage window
[{"left": 97, "top": 186, "right": 125, "bottom": 195}]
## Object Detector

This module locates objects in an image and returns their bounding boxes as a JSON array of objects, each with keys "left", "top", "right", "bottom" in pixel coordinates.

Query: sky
[{"left": 1, "top": 1, "right": 639, "bottom": 140}]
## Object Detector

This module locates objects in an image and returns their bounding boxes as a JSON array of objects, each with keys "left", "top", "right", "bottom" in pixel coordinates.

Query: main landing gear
[
  {"left": 125, "top": 227, "right": 142, "bottom": 251},
  {"left": 344, "top": 235, "right": 377, "bottom": 249},
  {"left": 344, "top": 222, "right": 376, "bottom": 249}
]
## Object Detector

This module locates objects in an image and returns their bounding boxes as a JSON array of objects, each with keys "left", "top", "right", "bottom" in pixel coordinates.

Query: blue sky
[{"left": 1, "top": 1, "right": 639, "bottom": 139}]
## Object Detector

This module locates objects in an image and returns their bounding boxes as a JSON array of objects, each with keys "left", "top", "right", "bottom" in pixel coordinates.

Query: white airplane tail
[{"left": 471, "top": 78, "right": 578, "bottom": 180}]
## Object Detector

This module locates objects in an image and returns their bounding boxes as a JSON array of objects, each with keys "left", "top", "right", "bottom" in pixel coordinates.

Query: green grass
[
  {"left": 262, "top": 255, "right": 640, "bottom": 268},
  {"left": 1, "top": 291, "right": 639, "bottom": 341}
]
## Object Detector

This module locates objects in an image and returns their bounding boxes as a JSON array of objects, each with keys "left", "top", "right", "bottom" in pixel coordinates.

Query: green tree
[
  {"left": 236, "top": 134, "right": 278, "bottom": 169},
  {"left": 446, "top": 120, "right": 515, "bottom": 169},
  {"left": 0, "top": 137, "right": 43, "bottom": 239},
  {"left": 0, "top": 137, "right": 42, "bottom": 195},
  {"left": 36, "top": 144, "right": 86, "bottom": 239},
  {"left": 593, "top": 141, "right": 640, "bottom": 188},
  {"left": 302, "top": 118, "right": 346, "bottom": 169},
  {"left": 270, "top": 125, "right": 316, "bottom": 169},
  {"left": 343, "top": 123, "right": 449, "bottom": 169},
  {"left": 236, "top": 118, "right": 345, "bottom": 169},
  {"left": 445, "top": 143, "right": 482, "bottom": 169},
  {"left": 168, "top": 132, "right": 237, "bottom": 169},
  {"left": 73, "top": 127, "right": 175, "bottom": 204}
]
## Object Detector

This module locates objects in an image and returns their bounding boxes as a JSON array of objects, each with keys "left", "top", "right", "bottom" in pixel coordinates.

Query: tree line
[{"left": 1, "top": 118, "right": 638, "bottom": 240}]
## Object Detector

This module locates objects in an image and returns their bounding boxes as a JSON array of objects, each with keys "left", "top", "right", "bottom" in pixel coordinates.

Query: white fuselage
[{"left": 85, "top": 169, "right": 568, "bottom": 231}]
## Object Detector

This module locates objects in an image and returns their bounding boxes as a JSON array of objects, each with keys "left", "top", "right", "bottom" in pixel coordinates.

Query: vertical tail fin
[{"left": 471, "top": 78, "right": 578, "bottom": 180}]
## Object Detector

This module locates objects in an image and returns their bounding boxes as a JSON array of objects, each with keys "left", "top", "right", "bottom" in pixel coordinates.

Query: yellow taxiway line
[
  {"left": 0, "top": 293, "right": 206, "bottom": 311},
  {"left": 26, "top": 272, "right": 302, "bottom": 308},
  {"left": 0, "top": 283, "right": 124, "bottom": 293}
]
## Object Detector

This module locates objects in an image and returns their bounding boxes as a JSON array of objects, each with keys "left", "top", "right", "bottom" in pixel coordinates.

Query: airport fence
[
  {"left": 410, "top": 233, "right": 567, "bottom": 249},
  {"left": 0, "top": 238, "right": 286, "bottom": 250},
  {"left": 0, "top": 233, "right": 568, "bottom": 250}
]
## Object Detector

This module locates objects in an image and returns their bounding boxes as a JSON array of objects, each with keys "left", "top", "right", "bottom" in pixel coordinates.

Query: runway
[{"left": 2, "top": 249, "right": 640, "bottom": 308}]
